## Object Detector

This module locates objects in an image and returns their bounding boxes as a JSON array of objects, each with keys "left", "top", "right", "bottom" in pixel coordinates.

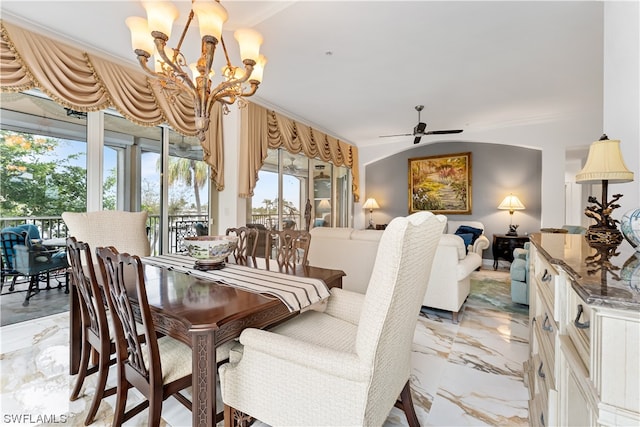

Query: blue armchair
[
  {"left": 510, "top": 242, "right": 530, "bottom": 305},
  {"left": 0, "top": 225, "right": 68, "bottom": 306}
]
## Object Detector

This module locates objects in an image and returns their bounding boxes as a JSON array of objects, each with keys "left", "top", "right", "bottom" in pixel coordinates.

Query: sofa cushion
[
  {"left": 439, "top": 234, "right": 467, "bottom": 260},
  {"left": 455, "top": 252, "right": 482, "bottom": 280},
  {"left": 307, "top": 227, "right": 381, "bottom": 294},
  {"left": 510, "top": 258, "right": 527, "bottom": 282},
  {"left": 454, "top": 225, "right": 483, "bottom": 244},
  {"left": 350, "top": 229, "right": 384, "bottom": 241},
  {"left": 310, "top": 227, "right": 354, "bottom": 240}
]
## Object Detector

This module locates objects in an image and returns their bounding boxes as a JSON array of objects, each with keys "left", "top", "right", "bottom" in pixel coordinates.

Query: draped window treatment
[
  {"left": 0, "top": 20, "right": 225, "bottom": 190},
  {"left": 0, "top": 20, "right": 359, "bottom": 200},
  {"left": 239, "top": 102, "right": 360, "bottom": 201}
]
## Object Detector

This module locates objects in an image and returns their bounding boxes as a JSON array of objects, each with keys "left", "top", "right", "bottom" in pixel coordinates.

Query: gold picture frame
[{"left": 408, "top": 152, "right": 472, "bottom": 214}]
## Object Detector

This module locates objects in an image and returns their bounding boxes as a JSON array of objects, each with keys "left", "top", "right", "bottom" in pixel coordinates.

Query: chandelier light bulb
[
  {"left": 234, "top": 28, "right": 263, "bottom": 63},
  {"left": 142, "top": 1, "right": 179, "bottom": 39},
  {"left": 192, "top": 0, "right": 228, "bottom": 41},
  {"left": 125, "top": 17, "right": 154, "bottom": 54},
  {"left": 251, "top": 55, "right": 267, "bottom": 83},
  {"left": 127, "top": 0, "right": 266, "bottom": 141}
]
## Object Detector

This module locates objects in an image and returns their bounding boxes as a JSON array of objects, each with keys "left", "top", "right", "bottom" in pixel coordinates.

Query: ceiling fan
[
  {"left": 379, "top": 105, "right": 463, "bottom": 144},
  {"left": 284, "top": 156, "right": 300, "bottom": 173}
]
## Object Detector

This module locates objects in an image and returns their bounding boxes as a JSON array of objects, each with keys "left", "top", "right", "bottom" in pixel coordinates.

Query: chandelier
[{"left": 126, "top": 0, "right": 266, "bottom": 141}]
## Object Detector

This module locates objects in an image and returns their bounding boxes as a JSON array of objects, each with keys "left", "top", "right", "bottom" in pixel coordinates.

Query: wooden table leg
[
  {"left": 191, "top": 330, "right": 216, "bottom": 427},
  {"left": 69, "top": 283, "right": 81, "bottom": 375}
]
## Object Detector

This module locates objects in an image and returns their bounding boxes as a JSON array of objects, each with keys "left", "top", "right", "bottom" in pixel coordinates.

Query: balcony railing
[
  {"left": 1, "top": 213, "right": 302, "bottom": 256},
  {"left": 1, "top": 214, "right": 208, "bottom": 256},
  {"left": 248, "top": 214, "right": 302, "bottom": 230}
]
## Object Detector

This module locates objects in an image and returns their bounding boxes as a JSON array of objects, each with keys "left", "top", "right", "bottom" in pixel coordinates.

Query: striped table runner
[{"left": 141, "top": 254, "right": 330, "bottom": 312}]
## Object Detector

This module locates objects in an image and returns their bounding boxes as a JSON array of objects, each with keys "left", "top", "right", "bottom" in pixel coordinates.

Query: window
[
  {"left": 0, "top": 91, "right": 212, "bottom": 254},
  {"left": 1, "top": 92, "right": 88, "bottom": 237},
  {"left": 251, "top": 149, "right": 352, "bottom": 230}
]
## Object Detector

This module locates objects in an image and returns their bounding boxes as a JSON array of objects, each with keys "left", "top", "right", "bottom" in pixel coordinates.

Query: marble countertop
[{"left": 530, "top": 233, "right": 640, "bottom": 311}]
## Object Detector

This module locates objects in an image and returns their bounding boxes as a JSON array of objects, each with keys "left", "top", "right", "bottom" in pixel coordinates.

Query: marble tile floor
[{"left": 0, "top": 268, "right": 530, "bottom": 426}]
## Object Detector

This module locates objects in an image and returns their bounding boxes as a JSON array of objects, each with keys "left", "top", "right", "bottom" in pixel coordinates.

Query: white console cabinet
[{"left": 525, "top": 233, "right": 639, "bottom": 426}]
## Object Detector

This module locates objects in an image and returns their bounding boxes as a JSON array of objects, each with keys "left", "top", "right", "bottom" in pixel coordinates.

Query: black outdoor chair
[{"left": 0, "top": 225, "right": 69, "bottom": 306}]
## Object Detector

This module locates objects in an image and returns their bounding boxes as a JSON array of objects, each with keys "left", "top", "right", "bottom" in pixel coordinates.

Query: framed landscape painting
[{"left": 408, "top": 152, "right": 472, "bottom": 214}]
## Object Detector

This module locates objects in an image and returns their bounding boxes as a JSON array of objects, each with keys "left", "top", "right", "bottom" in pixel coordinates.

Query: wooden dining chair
[
  {"left": 225, "top": 226, "right": 259, "bottom": 267},
  {"left": 66, "top": 237, "right": 117, "bottom": 426},
  {"left": 96, "top": 246, "right": 235, "bottom": 427},
  {"left": 95, "top": 246, "right": 193, "bottom": 427},
  {"left": 265, "top": 229, "right": 312, "bottom": 272}
]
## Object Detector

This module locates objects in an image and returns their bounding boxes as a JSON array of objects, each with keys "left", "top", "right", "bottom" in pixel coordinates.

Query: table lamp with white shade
[
  {"left": 575, "top": 134, "right": 634, "bottom": 246},
  {"left": 363, "top": 198, "right": 380, "bottom": 230},
  {"left": 498, "top": 194, "right": 525, "bottom": 236}
]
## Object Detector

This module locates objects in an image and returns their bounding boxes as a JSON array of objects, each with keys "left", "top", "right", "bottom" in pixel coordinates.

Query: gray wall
[{"left": 365, "top": 142, "right": 542, "bottom": 261}]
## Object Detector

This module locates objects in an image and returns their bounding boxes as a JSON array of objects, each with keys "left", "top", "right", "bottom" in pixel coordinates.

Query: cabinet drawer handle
[
  {"left": 541, "top": 269, "right": 552, "bottom": 282},
  {"left": 574, "top": 304, "right": 590, "bottom": 329},
  {"left": 540, "top": 412, "right": 545, "bottom": 426},
  {"left": 537, "top": 362, "right": 545, "bottom": 379},
  {"left": 542, "top": 314, "right": 553, "bottom": 332}
]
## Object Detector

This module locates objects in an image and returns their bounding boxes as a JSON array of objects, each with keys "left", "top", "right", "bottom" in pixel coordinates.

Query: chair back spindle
[
  {"left": 67, "top": 237, "right": 107, "bottom": 339},
  {"left": 225, "top": 227, "right": 259, "bottom": 267},
  {"left": 266, "top": 229, "right": 311, "bottom": 272},
  {"left": 66, "top": 237, "right": 116, "bottom": 424},
  {"left": 96, "top": 247, "right": 152, "bottom": 381}
]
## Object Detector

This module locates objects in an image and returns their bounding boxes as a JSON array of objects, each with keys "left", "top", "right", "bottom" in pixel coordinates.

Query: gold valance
[
  {"left": 239, "top": 102, "right": 360, "bottom": 201},
  {"left": 0, "top": 20, "right": 359, "bottom": 200},
  {"left": 0, "top": 20, "right": 224, "bottom": 190}
]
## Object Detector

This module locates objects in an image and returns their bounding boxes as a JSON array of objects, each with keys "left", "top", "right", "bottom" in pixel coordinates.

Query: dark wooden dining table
[{"left": 68, "top": 260, "right": 344, "bottom": 427}]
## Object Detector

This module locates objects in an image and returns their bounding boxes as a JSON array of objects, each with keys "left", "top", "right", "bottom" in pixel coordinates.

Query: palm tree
[{"left": 159, "top": 157, "right": 209, "bottom": 213}]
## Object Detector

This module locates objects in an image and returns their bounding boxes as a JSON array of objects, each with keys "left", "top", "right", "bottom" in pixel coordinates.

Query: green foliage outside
[
  {"left": 252, "top": 198, "right": 299, "bottom": 217},
  {"left": 1, "top": 129, "right": 209, "bottom": 220},
  {"left": 0, "top": 130, "right": 87, "bottom": 216},
  {"left": 155, "top": 156, "right": 209, "bottom": 215}
]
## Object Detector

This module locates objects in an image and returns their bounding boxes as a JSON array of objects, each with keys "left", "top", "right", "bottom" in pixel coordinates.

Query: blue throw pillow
[
  {"left": 455, "top": 233, "right": 474, "bottom": 251},
  {"left": 455, "top": 225, "right": 483, "bottom": 244}
]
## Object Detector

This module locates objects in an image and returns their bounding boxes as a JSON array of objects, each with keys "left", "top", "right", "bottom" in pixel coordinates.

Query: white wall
[
  {"left": 603, "top": 1, "right": 639, "bottom": 219},
  {"left": 215, "top": 109, "right": 247, "bottom": 235}
]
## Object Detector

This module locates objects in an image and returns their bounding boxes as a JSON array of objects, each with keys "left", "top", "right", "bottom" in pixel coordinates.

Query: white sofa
[
  {"left": 307, "top": 223, "right": 484, "bottom": 323},
  {"left": 307, "top": 227, "right": 383, "bottom": 294}
]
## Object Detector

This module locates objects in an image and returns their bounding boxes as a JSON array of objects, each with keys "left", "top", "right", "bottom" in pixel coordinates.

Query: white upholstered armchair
[
  {"left": 219, "top": 211, "right": 446, "bottom": 426},
  {"left": 446, "top": 220, "right": 489, "bottom": 258}
]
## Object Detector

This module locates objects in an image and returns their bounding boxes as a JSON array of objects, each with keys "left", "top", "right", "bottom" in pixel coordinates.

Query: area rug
[
  {"left": 467, "top": 275, "right": 529, "bottom": 316},
  {"left": 420, "top": 272, "right": 529, "bottom": 321}
]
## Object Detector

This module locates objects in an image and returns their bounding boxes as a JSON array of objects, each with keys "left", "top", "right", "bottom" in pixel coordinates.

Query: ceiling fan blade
[
  {"left": 413, "top": 136, "right": 422, "bottom": 144},
  {"left": 379, "top": 133, "right": 413, "bottom": 138},
  {"left": 424, "top": 129, "right": 464, "bottom": 135}
]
